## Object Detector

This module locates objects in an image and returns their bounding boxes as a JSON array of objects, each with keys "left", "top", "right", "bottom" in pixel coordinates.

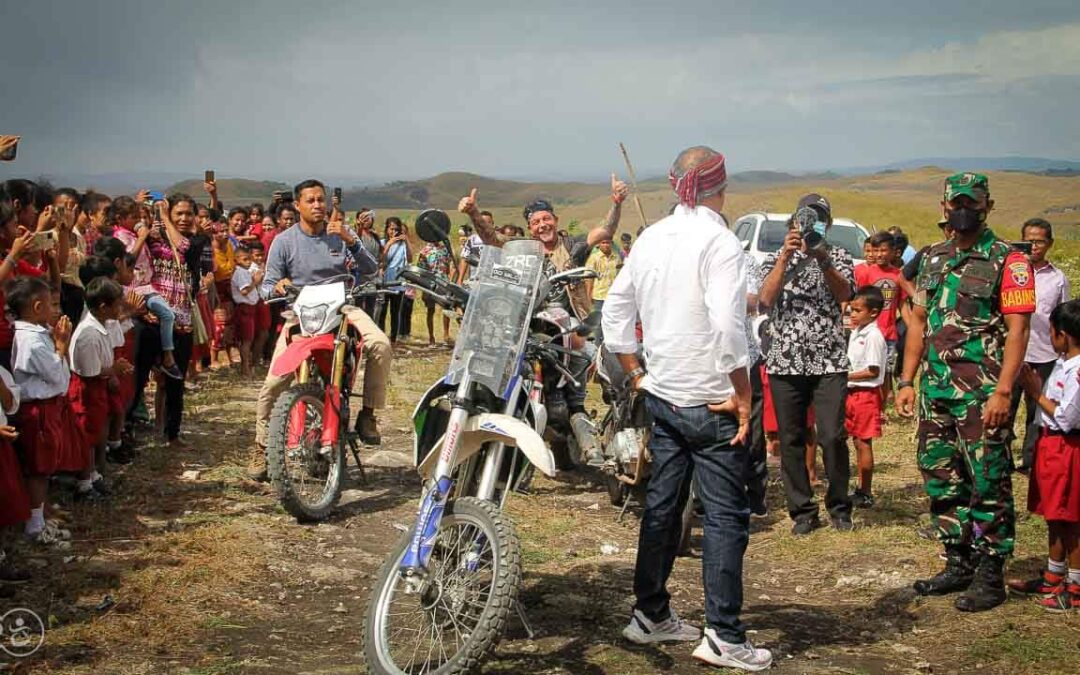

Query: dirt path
[{"left": 3, "top": 352, "right": 1077, "bottom": 674}]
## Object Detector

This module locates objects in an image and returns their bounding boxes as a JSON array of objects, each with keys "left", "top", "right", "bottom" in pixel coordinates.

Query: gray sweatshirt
[{"left": 260, "top": 223, "right": 379, "bottom": 297}]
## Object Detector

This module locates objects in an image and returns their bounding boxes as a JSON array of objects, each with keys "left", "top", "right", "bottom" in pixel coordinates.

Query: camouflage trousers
[{"left": 917, "top": 396, "right": 1015, "bottom": 556}]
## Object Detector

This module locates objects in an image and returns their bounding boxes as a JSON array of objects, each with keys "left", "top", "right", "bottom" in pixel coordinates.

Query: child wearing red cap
[{"left": 1008, "top": 299, "right": 1080, "bottom": 612}]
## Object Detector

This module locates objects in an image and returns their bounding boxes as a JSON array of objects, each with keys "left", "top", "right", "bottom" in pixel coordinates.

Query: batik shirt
[
  {"left": 761, "top": 245, "right": 855, "bottom": 375},
  {"left": 417, "top": 243, "right": 452, "bottom": 280},
  {"left": 915, "top": 228, "right": 1035, "bottom": 401}
]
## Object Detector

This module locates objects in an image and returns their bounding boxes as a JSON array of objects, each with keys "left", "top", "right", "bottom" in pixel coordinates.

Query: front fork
[
  {"left": 286, "top": 322, "right": 350, "bottom": 451},
  {"left": 400, "top": 371, "right": 475, "bottom": 587}
]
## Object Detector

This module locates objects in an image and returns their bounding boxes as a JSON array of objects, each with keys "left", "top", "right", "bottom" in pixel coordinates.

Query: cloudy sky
[{"left": 2, "top": 0, "right": 1079, "bottom": 182}]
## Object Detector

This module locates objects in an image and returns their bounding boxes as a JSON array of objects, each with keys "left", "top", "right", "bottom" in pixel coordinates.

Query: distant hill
[
  {"left": 844, "top": 156, "right": 1080, "bottom": 175},
  {"left": 166, "top": 178, "right": 291, "bottom": 205},
  {"left": 342, "top": 171, "right": 611, "bottom": 210}
]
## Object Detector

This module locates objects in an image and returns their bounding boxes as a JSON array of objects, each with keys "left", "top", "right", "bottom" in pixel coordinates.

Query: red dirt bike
[{"left": 265, "top": 274, "right": 398, "bottom": 521}]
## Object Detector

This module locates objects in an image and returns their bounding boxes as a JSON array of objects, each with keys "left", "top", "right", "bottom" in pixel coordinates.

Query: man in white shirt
[{"left": 602, "top": 146, "right": 771, "bottom": 672}]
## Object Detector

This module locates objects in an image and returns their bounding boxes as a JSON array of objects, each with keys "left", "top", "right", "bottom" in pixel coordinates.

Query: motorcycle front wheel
[
  {"left": 364, "top": 497, "right": 522, "bottom": 675},
  {"left": 266, "top": 382, "right": 345, "bottom": 522}
]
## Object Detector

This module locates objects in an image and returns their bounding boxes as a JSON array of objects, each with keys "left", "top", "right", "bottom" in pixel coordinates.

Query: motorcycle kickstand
[
  {"left": 515, "top": 602, "right": 536, "bottom": 640},
  {"left": 347, "top": 434, "right": 367, "bottom": 485},
  {"left": 616, "top": 494, "right": 632, "bottom": 523}
]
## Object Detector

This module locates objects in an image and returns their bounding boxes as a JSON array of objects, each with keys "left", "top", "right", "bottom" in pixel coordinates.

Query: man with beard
[
  {"left": 458, "top": 175, "right": 628, "bottom": 465},
  {"left": 897, "top": 172, "right": 1035, "bottom": 612}
]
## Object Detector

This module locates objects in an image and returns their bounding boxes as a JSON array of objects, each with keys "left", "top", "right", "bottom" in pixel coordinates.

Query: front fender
[
  {"left": 418, "top": 413, "right": 557, "bottom": 480},
  {"left": 270, "top": 333, "right": 336, "bottom": 377}
]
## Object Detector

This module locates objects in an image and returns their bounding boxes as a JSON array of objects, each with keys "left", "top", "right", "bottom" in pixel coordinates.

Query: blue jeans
[
  {"left": 635, "top": 393, "right": 749, "bottom": 644},
  {"left": 145, "top": 294, "right": 175, "bottom": 353}
]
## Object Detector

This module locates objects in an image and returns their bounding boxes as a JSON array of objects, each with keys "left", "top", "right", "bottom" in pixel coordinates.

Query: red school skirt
[
  {"left": 69, "top": 374, "right": 111, "bottom": 446},
  {"left": 111, "top": 334, "right": 137, "bottom": 415},
  {"left": 1028, "top": 430, "right": 1080, "bottom": 522},
  {"left": 14, "top": 396, "right": 91, "bottom": 475},
  {"left": 0, "top": 437, "right": 30, "bottom": 526}
]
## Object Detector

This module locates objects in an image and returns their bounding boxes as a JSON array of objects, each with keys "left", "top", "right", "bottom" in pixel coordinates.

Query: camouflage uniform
[{"left": 915, "top": 222, "right": 1035, "bottom": 557}]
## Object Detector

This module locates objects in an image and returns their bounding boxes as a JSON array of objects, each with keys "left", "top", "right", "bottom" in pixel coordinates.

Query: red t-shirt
[
  {"left": 854, "top": 263, "right": 907, "bottom": 341},
  {"left": 260, "top": 228, "right": 279, "bottom": 254}
]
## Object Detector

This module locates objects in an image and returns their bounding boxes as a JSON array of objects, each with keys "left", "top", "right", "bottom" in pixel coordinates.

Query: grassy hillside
[
  {"left": 342, "top": 171, "right": 611, "bottom": 210},
  {"left": 166, "top": 178, "right": 291, "bottom": 205}
]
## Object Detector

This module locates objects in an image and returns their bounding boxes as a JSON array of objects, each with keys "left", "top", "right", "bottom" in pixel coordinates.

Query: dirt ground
[{"left": 2, "top": 344, "right": 1078, "bottom": 675}]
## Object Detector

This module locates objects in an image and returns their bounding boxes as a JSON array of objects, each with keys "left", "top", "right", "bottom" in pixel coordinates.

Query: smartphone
[
  {"left": 148, "top": 190, "right": 165, "bottom": 203},
  {"left": 333, "top": 187, "right": 343, "bottom": 202},
  {"left": 205, "top": 170, "right": 215, "bottom": 182},
  {"left": 0, "top": 137, "right": 17, "bottom": 162},
  {"left": 1012, "top": 241, "right": 1034, "bottom": 255},
  {"left": 30, "top": 230, "right": 57, "bottom": 252}
]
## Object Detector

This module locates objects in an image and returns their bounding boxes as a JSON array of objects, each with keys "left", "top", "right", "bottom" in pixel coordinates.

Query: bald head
[{"left": 671, "top": 146, "right": 722, "bottom": 179}]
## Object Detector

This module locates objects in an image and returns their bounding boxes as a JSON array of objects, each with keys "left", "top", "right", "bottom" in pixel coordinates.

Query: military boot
[
  {"left": 913, "top": 545, "right": 974, "bottom": 596},
  {"left": 247, "top": 445, "right": 268, "bottom": 482},
  {"left": 955, "top": 552, "right": 1007, "bottom": 612}
]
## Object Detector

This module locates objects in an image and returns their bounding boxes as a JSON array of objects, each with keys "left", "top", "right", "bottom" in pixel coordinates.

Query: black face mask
[{"left": 947, "top": 206, "right": 985, "bottom": 233}]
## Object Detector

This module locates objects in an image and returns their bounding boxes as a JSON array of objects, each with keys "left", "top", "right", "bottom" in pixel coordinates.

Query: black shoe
[
  {"left": 92, "top": 476, "right": 114, "bottom": 495},
  {"left": 107, "top": 447, "right": 134, "bottom": 465},
  {"left": 748, "top": 493, "right": 768, "bottom": 518},
  {"left": 850, "top": 490, "right": 875, "bottom": 509},
  {"left": 73, "top": 487, "right": 109, "bottom": 503},
  {"left": 913, "top": 545, "right": 974, "bottom": 596},
  {"left": 0, "top": 556, "right": 31, "bottom": 585},
  {"left": 791, "top": 515, "right": 822, "bottom": 536},
  {"left": 831, "top": 515, "right": 854, "bottom": 532},
  {"left": 955, "top": 553, "right": 1007, "bottom": 612}
]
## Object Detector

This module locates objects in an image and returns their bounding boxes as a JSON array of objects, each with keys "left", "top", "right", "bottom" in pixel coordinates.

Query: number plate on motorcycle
[{"left": 491, "top": 265, "right": 523, "bottom": 285}]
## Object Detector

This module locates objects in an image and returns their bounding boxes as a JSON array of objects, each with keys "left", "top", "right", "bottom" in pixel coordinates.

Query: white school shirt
[
  {"left": 232, "top": 264, "right": 260, "bottom": 306},
  {"left": 12, "top": 321, "right": 71, "bottom": 400},
  {"left": 602, "top": 204, "right": 749, "bottom": 407},
  {"left": 847, "top": 321, "right": 887, "bottom": 389},
  {"left": 0, "top": 366, "right": 21, "bottom": 427},
  {"left": 70, "top": 311, "right": 114, "bottom": 378},
  {"left": 1038, "top": 354, "right": 1080, "bottom": 434},
  {"left": 106, "top": 318, "right": 133, "bottom": 349}
]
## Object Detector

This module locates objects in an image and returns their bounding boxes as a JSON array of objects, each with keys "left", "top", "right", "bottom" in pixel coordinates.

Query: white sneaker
[
  {"left": 622, "top": 609, "right": 701, "bottom": 644},
  {"left": 692, "top": 628, "right": 773, "bottom": 671}
]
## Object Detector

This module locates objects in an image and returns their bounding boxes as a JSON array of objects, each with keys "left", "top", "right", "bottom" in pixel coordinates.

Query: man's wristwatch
[
  {"left": 626, "top": 366, "right": 646, "bottom": 383},
  {"left": 897, "top": 379, "right": 915, "bottom": 389}
]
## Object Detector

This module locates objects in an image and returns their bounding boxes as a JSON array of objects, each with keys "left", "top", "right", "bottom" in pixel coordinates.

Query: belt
[{"left": 1043, "top": 428, "right": 1080, "bottom": 439}]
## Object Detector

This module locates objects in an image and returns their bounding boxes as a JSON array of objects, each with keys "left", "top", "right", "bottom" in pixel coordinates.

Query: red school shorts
[
  {"left": 255, "top": 300, "right": 271, "bottom": 332},
  {"left": 233, "top": 302, "right": 257, "bottom": 343},
  {"left": 761, "top": 366, "right": 816, "bottom": 435},
  {"left": 0, "top": 437, "right": 30, "bottom": 526},
  {"left": 1028, "top": 431, "right": 1080, "bottom": 522},
  {"left": 14, "top": 396, "right": 90, "bottom": 475},
  {"left": 845, "top": 387, "right": 883, "bottom": 440}
]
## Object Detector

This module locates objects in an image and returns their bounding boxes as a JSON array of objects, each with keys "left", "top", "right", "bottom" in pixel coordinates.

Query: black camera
[{"left": 793, "top": 206, "right": 827, "bottom": 251}]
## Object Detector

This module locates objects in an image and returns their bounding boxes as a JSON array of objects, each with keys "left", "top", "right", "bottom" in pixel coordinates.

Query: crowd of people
[{"left": 1, "top": 131, "right": 1078, "bottom": 671}]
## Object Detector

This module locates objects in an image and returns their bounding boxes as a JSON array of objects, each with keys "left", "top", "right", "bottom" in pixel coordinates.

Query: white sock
[
  {"left": 91, "top": 471, "right": 103, "bottom": 482},
  {"left": 107, "top": 440, "right": 121, "bottom": 450},
  {"left": 1049, "top": 558, "right": 1068, "bottom": 575},
  {"left": 77, "top": 479, "right": 93, "bottom": 492},
  {"left": 1070, "top": 569, "right": 1080, "bottom": 585},
  {"left": 26, "top": 506, "right": 45, "bottom": 534}
]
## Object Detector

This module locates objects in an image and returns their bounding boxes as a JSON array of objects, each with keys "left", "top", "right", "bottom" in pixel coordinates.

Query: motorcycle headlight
[{"left": 299, "top": 304, "right": 330, "bottom": 334}]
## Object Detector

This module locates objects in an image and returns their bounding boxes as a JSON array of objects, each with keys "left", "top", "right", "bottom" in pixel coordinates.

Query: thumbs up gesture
[
  {"left": 611, "top": 173, "right": 629, "bottom": 204},
  {"left": 458, "top": 188, "right": 479, "bottom": 217}
]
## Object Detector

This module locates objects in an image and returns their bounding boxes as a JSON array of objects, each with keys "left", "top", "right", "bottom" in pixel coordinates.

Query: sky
[{"left": 2, "top": 0, "right": 1080, "bottom": 183}]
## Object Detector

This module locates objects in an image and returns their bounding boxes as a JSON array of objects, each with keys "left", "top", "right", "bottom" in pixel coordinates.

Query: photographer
[{"left": 758, "top": 194, "right": 855, "bottom": 534}]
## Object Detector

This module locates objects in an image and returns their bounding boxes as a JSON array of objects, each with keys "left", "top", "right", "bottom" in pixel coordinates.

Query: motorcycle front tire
[{"left": 266, "top": 382, "right": 346, "bottom": 522}]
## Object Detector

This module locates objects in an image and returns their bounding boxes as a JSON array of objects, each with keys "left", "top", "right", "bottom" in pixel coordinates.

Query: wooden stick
[{"left": 619, "top": 143, "right": 649, "bottom": 229}]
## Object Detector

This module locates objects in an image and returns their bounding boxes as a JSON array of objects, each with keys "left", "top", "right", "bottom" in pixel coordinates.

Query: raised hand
[
  {"left": 54, "top": 315, "right": 73, "bottom": 351},
  {"left": 611, "top": 173, "right": 629, "bottom": 203},
  {"left": 36, "top": 205, "right": 56, "bottom": 232},
  {"left": 204, "top": 180, "right": 217, "bottom": 196},
  {"left": 458, "top": 188, "right": 479, "bottom": 217},
  {"left": 9, "top": 228, "right": 36, "bottom": 260},
  {"left": 114, "top": 357, "right": 134, "bottom": 377},
  {"left": 0, "top": 135, "right": 19, "bottom": 160},
  {"left": 136, "top": 189, "right": 151, "bottom": 205}
]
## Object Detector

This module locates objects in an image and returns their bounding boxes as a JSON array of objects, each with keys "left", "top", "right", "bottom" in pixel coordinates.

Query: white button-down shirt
[
  {"left": 71, "top": 311, "right": 114, "bottom": 378},
  {"left": 1026, "top": 262, "right": 1071, "bottom": 364},
  {"left": 847, "top": 321, "right": 887, "bottom": 388},
  {"left": 602, "top": 204, "right": 749, "bottom": 407},
  {"left": 12, "top": 321, "right": 71, "bottom": 400},
  {"left": 1039, "top": 354, "right": 1080, "bottom": 433},
  {"left": 0, "top": 366, "right": 21, "bottom": 427}
]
